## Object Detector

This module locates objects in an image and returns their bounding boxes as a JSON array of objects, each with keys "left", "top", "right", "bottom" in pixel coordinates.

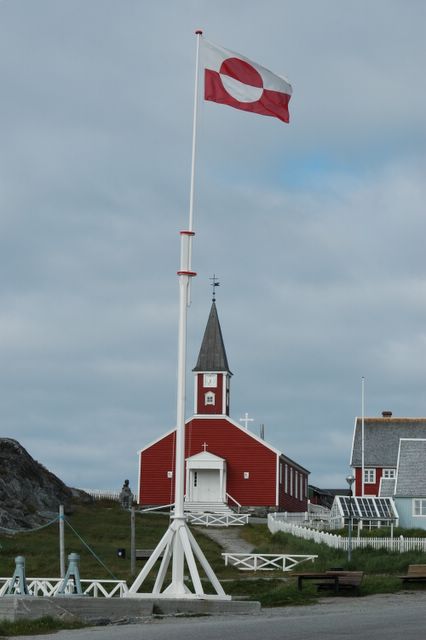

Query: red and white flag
[{"left": 201, "top": 38, "right": 292, "bottom": 123}]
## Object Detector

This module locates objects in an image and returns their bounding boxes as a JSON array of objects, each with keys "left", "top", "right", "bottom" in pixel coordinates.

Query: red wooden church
[{"left": 138, "top": 300, "right": 309, "bottom": 512}]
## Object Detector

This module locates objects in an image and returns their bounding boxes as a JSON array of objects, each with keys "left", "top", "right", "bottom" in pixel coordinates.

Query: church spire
[
  {"left": 193, "top": 289, "right": 232, "bottom": 416},
  {"left": 193, "top": 300, "right": 231, "bottom": 373}
]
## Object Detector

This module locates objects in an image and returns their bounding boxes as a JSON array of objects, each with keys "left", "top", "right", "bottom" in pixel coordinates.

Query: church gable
[{"left": 185, "top": 416, "right": 278, "bottom": 507}]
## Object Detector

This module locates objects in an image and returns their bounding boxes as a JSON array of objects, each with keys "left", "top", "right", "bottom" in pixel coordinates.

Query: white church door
[{"left": 193, "top": 469, "right": 221, "bottom": 502}]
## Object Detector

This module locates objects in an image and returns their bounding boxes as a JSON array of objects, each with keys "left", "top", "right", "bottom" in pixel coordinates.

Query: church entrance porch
[{"left": 185, "top": 449, "right": 227, "bottom": 506}]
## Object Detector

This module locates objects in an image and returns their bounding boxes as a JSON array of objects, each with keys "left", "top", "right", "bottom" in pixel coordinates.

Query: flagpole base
[{"left": 127, "top": 517, "right": 229, "bottom": 600}]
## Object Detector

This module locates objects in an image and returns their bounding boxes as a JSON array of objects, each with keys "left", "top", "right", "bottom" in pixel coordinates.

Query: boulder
[{"left": 0, "top": 438, "right": 74, "bottom": 530}]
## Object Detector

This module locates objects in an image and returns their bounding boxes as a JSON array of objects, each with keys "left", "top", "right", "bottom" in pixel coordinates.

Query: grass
[
  {"left": 0, "top": 615, "right": 86, "bottom": 637},
  {"left": 2, "top": 500, "right": 426, "bottom": 621},
  {"left": 240, "top": 522, "right": 426, "bottom": 598},
  {"left": 241, "top": 524, "right": 426, "bottom": 575},
  {"left": 0, "top": 500, "right": 171, "bottom": 581},
  {"left": 225, "top": 578, "right": 317, "bottom": 606}
]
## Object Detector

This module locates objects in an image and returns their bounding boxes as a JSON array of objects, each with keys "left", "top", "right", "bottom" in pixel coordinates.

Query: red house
[
  {"left": 350, "top": 412, "right": 426, "bottom": 496},
  {"left": 138, "top": 300, "right": 309, "bottom": 512}
]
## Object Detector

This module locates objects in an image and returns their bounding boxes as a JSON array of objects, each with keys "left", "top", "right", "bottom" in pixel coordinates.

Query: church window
[
  {"left": 167, "top": 471, "right": 173, "bottom": 479},
  {"left": 244, "top": 471, "right": 249, "bottom": 479},
  {"left": 279, "top": 463, "right": 283, "bottom": 484},
  {"left": 295, "top": 471, "right": 298, "bottom": 499},
  {"left": 193, "top": 472, "right": 198, "bottom": 487},
  {"left": 205, "top": 391, "right": 215, "bottom": 405},
  {"left": 284, "top": 464, "right": 288, "bottom": 493}
]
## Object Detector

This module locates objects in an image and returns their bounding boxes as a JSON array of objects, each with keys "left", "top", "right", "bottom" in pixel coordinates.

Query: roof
[
  {"left": 330, "top": 495, "right": 398, "bottom": 522},
  {"left": 312, "top": 487, "right": 351, "bottom": 497},
  {"left": 192, "top": 301, "right": 232, "bottom": 373},
  {"left": 351, "top": 417, "right": 426, "bottom": 467},
  {"left": 395, "top": 439, "right": 426, "bottom": 497},
  {"left": 186, "top": 450, "right": 224, "bottom": 462},
  {"left": 138, "top": 414, "right": 310, "bottom": 474},
  {"left": 379, "top": 478, "right": 396, "bottom": 497}
]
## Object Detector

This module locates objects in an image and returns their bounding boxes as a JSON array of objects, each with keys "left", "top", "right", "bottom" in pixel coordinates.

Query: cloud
[{"left": 0, "top": 1, "right": 425, "bottom": 496}]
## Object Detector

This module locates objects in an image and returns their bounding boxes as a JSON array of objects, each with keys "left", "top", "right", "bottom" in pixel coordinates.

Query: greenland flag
[{"left": 202, "top": 38, "right": 292, "bottom": 123}]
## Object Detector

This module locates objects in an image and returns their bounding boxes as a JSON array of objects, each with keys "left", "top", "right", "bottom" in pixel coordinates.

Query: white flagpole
[
  {"left": 361, "top": 376, "right": 365, "bottom": 497},
  {"left": 188, "top": 29, "right": 202, "bottom": 233},
  {"left": 128, "top": 30, "right": 228, "bottom": 600}
]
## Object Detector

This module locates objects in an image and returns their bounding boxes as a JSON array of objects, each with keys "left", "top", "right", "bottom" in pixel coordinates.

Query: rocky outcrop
[{"left": 0, "top": 438, "right": 74, "bottom": 530}]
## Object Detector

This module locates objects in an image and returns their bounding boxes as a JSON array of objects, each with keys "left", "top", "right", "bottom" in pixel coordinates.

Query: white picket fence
[
  {"left": 268, "top": 514, "right": 426, "bottom": 553},
  {"left": 82, "top": 489, "right": 121, "bottom": 501}
]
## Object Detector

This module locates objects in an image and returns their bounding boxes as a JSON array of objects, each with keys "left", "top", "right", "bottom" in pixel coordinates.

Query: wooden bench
[
  {"left": 295, "top": 571, "right": 364, "bottom": 595},
  {"left": 400, "top": 564, "right": 426, "bottom": 584},
  {"left": 320, "top": 571, "right": 364, "bottom": 595},
  {"left": 136, "top": 549, "right": 164, "bottom": 560}
]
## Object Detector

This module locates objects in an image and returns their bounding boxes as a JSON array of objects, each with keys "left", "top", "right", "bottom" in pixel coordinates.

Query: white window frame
[
  {"left": 413, "top": 499, "right": 426, "bottom": 517},
  {"left": 203, "top": 373, "right": 217, "bottom": 388},
  {"left": 205, "top": 391, "right": 215, "bottom": 405},
  {"left": 382, "top": 469, "right": 396, "bottom": 479},
  {"left": 364, "top": 468, "right": 376, "bottom": 484}
]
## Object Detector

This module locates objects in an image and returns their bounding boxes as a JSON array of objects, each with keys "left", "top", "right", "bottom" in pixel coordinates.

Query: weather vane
[{"left": 209, "top": 274, "right": 220, "bottom": 302}]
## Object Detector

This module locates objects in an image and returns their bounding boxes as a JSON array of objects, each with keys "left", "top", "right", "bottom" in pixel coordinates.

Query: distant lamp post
[{"left": 346, "top": 475, "right": 355, "bottom": 563}]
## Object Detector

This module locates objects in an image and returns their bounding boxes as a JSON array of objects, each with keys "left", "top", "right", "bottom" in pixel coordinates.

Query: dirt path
[{"left": 198, "top": 526, "right": 255, "bottom": 554}]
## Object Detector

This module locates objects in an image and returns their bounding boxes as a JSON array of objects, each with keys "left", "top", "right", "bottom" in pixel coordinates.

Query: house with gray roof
[
  {"left": 350, "top": 411, "right": 426, "bottom": 497},
  {"left": 393, "top": 439, "right": 426, "bottom": 529},
  {"left": 349, "top": 413, "right": 426, "bottom": 529}
]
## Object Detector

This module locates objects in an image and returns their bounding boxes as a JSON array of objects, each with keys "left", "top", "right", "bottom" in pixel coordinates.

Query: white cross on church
[
  {"left": 202, "top": 442, "right": 208, "bottom": 452},
  {"left": 239, "top": 412, "right": 254, "bottom": 430}
]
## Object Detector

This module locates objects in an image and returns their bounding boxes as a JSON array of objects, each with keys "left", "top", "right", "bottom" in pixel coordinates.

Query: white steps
[{"left": 184, "top": 501, "right": 234, "bottom": 515}]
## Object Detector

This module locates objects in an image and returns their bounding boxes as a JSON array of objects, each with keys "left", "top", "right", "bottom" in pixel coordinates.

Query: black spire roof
[{"left": 193, "top": 301, "right": 232, "bottom": 373}]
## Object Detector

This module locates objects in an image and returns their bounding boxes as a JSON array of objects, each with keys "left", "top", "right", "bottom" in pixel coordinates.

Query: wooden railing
[
  {"left": 0, "top": 578, "right": 129, "bottom": 598},
  {"left": 139, "top": 503, "right": 174, "bottom": 513},
  {"left": 222, "top": 553, "right": 318, "bottom": 571},
  {"left": 187, "top": 512, "right": 249, "bottom": 527},
  {"left": 226, "top": 492, "right": 242, "bottom": 513}
]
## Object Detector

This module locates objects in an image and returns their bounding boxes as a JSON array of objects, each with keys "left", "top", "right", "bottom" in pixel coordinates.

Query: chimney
[{"left": 382, "top": 411, "right": 393, "bottom": 418}]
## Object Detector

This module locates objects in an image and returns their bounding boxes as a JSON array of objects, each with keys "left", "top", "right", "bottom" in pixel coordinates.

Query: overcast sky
[{"left": 0, "top": 1, "right": 425, "bottom": 494}]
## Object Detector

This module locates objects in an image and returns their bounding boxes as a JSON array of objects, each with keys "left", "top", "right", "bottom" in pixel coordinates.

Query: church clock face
[{"left": 204, "top": 373, "right": 217, "bottom": 388}]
